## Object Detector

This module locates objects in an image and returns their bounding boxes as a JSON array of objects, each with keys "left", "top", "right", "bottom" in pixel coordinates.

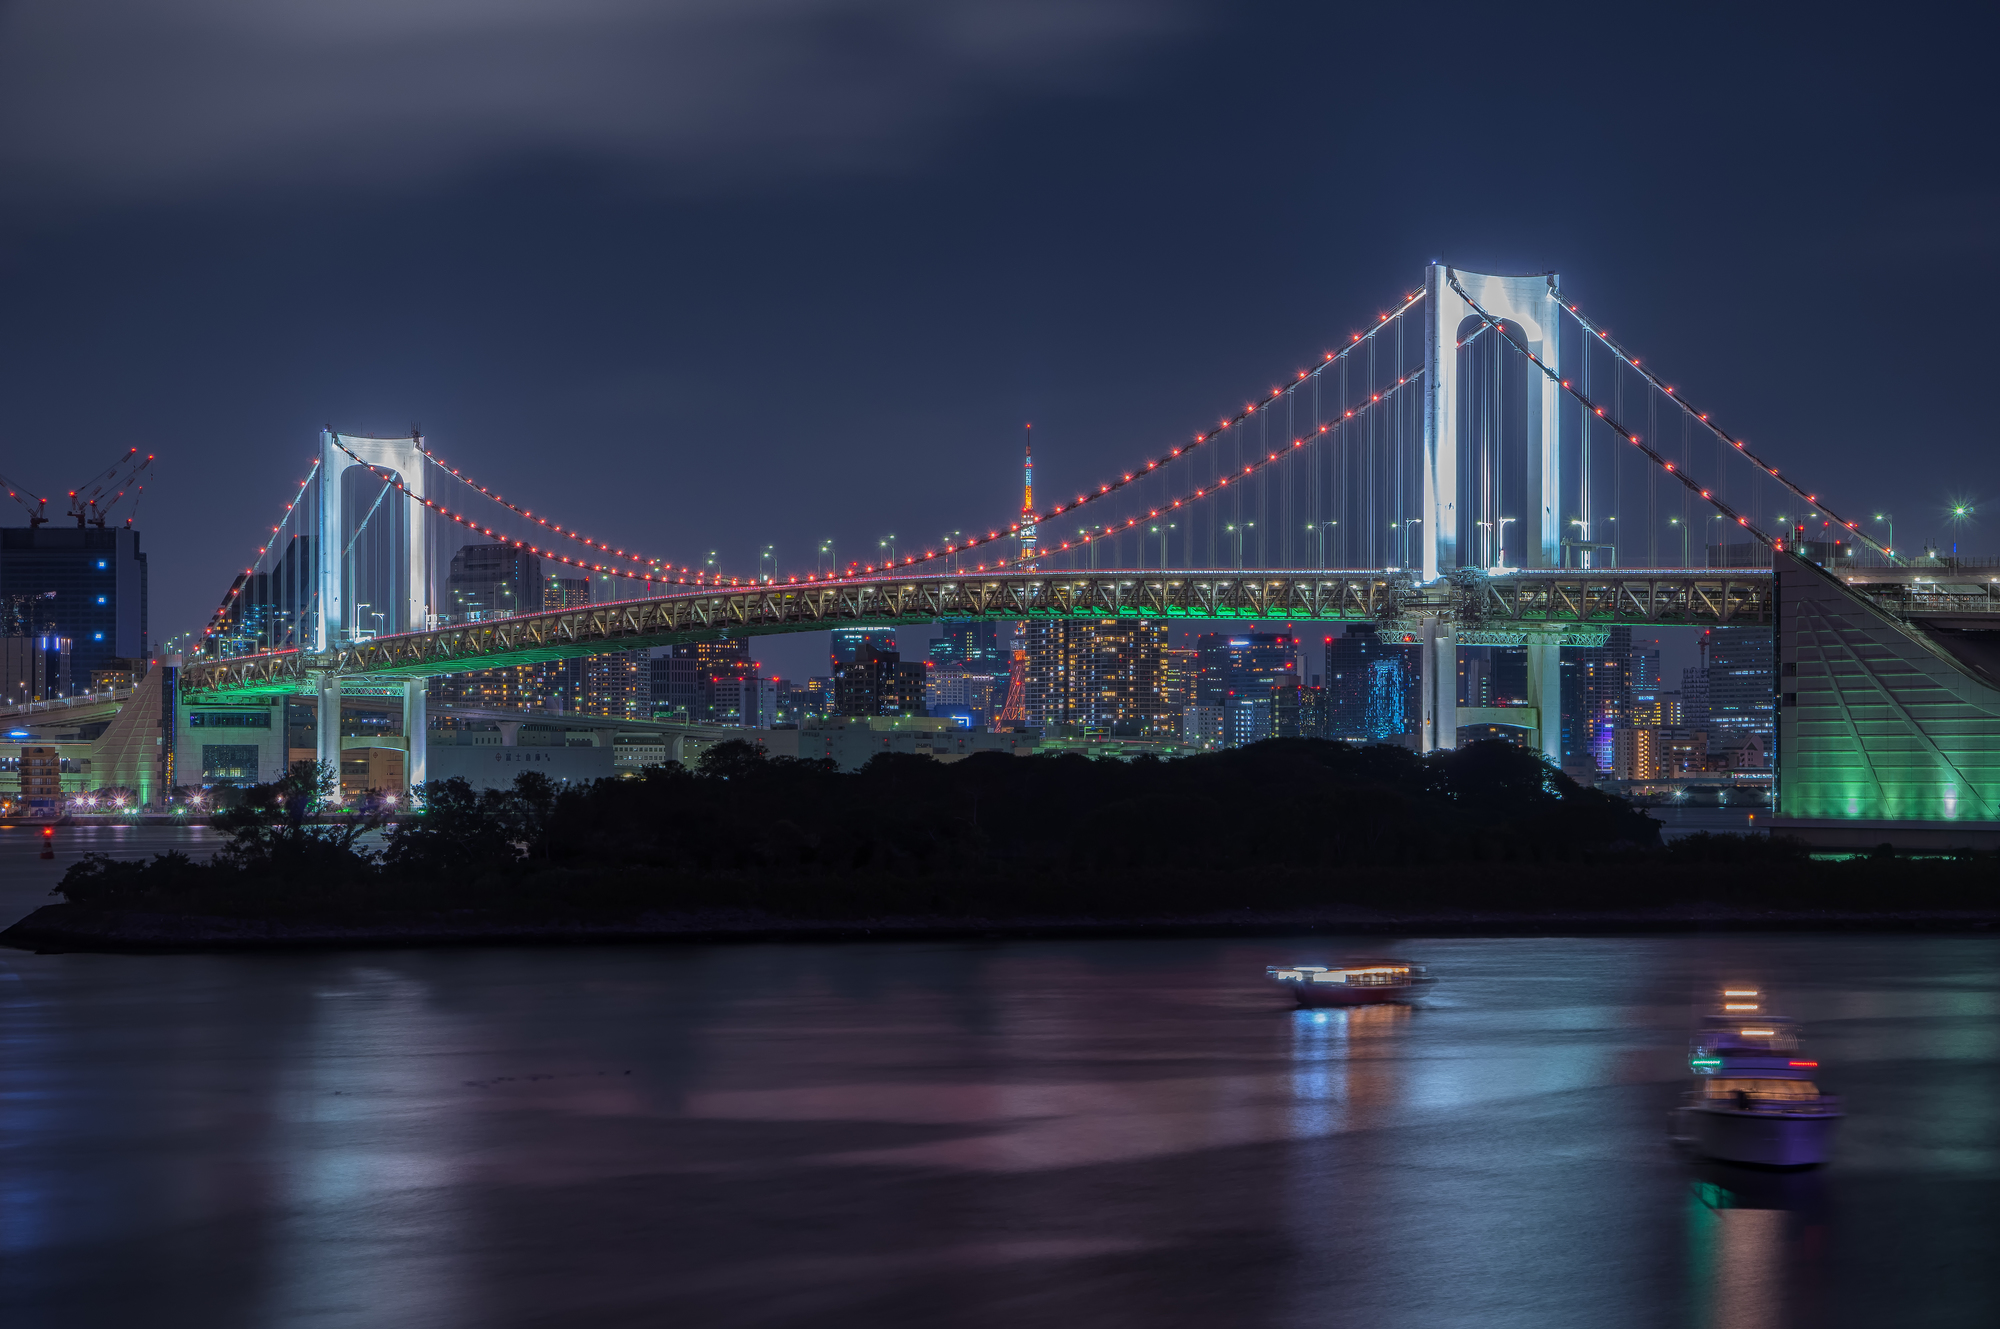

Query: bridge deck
[{"left": 179, "top": 568, "right": 1782, "bottom": 697}]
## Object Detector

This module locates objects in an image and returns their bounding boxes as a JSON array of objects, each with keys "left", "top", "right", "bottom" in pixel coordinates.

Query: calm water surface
[{"left": 1, "top": 935, "right": 1994, "bottom": 1327}]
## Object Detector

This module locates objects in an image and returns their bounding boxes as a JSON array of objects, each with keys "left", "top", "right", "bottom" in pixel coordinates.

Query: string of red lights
[
  {"left": 325, "top": 436, "right": 725, "bottom": 587},
  {"left": 866, "top": 287, "right": 1431, "bottom": 576},
  {"left": 950, "top": 366, "right": 1434, "bottom": 571},
  {"left": 1446, "top": 275, "right": 1779, "bottom": 552},
  {"left": 406, "top": 438, "right": 688, "bottom": 574},
  {"left": 1551, "top": 289, "right": 1892, "bottom": 561},
  {"left": 200, "top": 461, "right": 320, "bottom": 642}
]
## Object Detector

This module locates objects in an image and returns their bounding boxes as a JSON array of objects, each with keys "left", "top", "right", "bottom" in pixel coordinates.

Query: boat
[
  {"left": 1671, "top": 989, "right": 1842, "bottom": 1168},
  {"left": 1267, "top": 960, "right": 1434, "bottom": 1007}
]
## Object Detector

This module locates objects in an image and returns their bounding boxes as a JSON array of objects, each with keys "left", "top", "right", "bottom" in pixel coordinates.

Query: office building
[
  {"left": 830, "top": 627, "right": 898, "bottom": 673},
  {"left": 1323, "top": 627, "right": 1419, "bottom": 742},
  {"left": 446, "top": 544, "right": 541, "bottom": 624},
  {"left": 1705, "top": 624, "right": 1775, "bottom": 754},
  {"left": 834, "top": 641, "right": 926, "bottom": 717},
  {"left": 0, "top": 526, "right": 148, "bottom": 686},
  {"left": 1024, "top": 618, "right": 1172, "bottom": 736}
]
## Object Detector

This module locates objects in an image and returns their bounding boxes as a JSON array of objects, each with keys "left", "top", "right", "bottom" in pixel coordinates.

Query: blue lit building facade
[{"left": 0, "top": 526, "right": 148, "bottom": 687}]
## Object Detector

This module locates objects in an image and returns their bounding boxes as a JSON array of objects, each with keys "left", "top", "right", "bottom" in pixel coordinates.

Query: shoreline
[{"left": 5, "top": 901, "right": 1996, "bottom": 953}]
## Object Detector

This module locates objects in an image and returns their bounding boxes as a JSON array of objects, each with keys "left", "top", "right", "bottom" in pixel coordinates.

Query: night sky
[{"left": 1, "top": 1, "right": 1991, "bottom": 684}]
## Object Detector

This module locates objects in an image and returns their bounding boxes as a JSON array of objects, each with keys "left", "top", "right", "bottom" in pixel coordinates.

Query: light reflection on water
[{"left": 0, "top": 935, "right": 1995, "bottom": 1327}]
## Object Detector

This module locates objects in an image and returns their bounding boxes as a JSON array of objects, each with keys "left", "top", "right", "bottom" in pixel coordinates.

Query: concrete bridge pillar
[
  {"left": 1420, "top": 617, "right": 1458, "bottom": 752},
  {"left": 315, "top": 672, "right": 342, "bottom": 791},
  {"left": 1524, "top": 635, "right": 1563, "bottom": 768},
  {"left": 402, "top": 678, "right": 428, "bottom": 793}
]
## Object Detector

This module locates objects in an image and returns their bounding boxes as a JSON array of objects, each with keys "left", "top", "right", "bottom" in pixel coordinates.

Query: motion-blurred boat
[
  {"left": 1671, "top": 989, "right": 1842, "bottom": 1168},
  {"left": 1267, "top": 960, "right": 1433, "bottom": 1007}
]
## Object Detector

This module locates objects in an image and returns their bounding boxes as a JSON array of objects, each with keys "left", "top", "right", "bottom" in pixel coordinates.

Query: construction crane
[
  {"left": 0, "top": 469, "right": 50, "bottom": 526},
  {"left": 66, "top": 449, "right": 155, "bottom": 528}
]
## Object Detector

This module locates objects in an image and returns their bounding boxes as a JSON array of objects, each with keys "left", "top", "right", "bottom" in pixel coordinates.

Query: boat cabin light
[
  {"left": 1723, "top": 1003, "right": 1760, "bottom": 1012},
  {"left": 1722, "top": 989, "right": 1759, "bottom": 997},
  {"left": 1740, "top": 1028, "right": 1777, "bottom": 1038}
]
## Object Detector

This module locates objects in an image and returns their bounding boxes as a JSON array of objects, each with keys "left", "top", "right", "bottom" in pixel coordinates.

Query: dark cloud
[{"left": 0, "top": 0, "right": 1196, "bottom": 203}]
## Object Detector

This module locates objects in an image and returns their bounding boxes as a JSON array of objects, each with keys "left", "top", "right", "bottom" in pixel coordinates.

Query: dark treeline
[{"left": 52, "top": 740, "right": 1999, "bottom": 920}]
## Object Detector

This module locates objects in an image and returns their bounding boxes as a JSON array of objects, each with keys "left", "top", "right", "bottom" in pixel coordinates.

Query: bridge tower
[
  {"left": 1421, "top": 264, "right": 1562, "bottom": 580},
  {"left": 314, "top": 430, "right": 431, "bottom": 652},
  {"left": 1420, "top": 266, "right": 1566, "bottom": 760},
  {"left": 313, "top": 429, "right": 432, "bottom": 796}
]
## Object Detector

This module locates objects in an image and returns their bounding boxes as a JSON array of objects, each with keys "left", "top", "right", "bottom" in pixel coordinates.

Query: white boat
[
  {"left": 1671, "top": 990, "right": 1841, "bottom": 1168},
  {"left": 1267, "top": 960, "right": 1434, "bottom": 1007}
]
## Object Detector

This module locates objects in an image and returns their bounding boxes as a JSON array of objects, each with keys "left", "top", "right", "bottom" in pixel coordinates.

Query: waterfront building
[
  {"left": 0, "top": 526, "right": 148, "bottom": 686},
  {"left": 1024, "top": 618, "right": 1171, "bottom": 736}
]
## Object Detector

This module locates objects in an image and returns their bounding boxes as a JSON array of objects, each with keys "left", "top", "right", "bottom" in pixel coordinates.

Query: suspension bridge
[{"left": 90, "top": 263, "right": 2000, "bottom": 840}]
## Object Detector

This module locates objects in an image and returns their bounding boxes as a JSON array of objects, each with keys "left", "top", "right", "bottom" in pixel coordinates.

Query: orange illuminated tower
[{"left": 1019, "top": 425, "right": 1038, "bottom": 566}]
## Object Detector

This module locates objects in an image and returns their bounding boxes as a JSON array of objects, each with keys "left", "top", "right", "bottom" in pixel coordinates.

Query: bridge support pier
[
  {"left": 1420, "top": 617, "right": 1458, "bottom": 752},
  {"left": 402, "top": 678, "right": 427, "bottom": 795},
  {"left": 1524, "top": 635, "right": 1563, "bottom": 768},
  {"left": 314, "top": 672, "right": 342, "bottom": 793}
]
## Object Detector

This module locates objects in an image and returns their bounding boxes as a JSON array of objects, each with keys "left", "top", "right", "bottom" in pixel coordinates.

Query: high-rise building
[
  {"left": 446, "top": 544, "right": 541, "bottom": 623},
  {"left": 929, "top": 620, "right": 1005, "bottom": 668},
  {"left": 1162, "top": 648, "right": 1197, "bottom": 712},
  {"left": 580, "top": 649, "right": 647, "bottom": 719},
  {"left": 1024, "top": 619, "right": 1171, "bottom": 736},
  {"left": 830, "top": 626, "right": 898, "bottom": 673},
  {"left": 653, "top": 639, "right": 756, "bottom": 723},
  {"left": 1182, "top": 702, "right": 1223, "bottom": 748},
  {"left": 1324, "top": 627, "right": 1419, "bottom": 742},
  {"left": 834, "top": 641, "right": 926, "bottom": 717},
  {"left": 0, "top": 526, "right": 148, "bottom": 685},
  {"left": 1681, "top": 664, "right": 1711, "bottom": 733},
  {"left": 1705, "top": 625, "right": 1775, "bottom": 754},
  {"left": 1561, "top": 625, "right": 1633, "bottom": 774}
]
